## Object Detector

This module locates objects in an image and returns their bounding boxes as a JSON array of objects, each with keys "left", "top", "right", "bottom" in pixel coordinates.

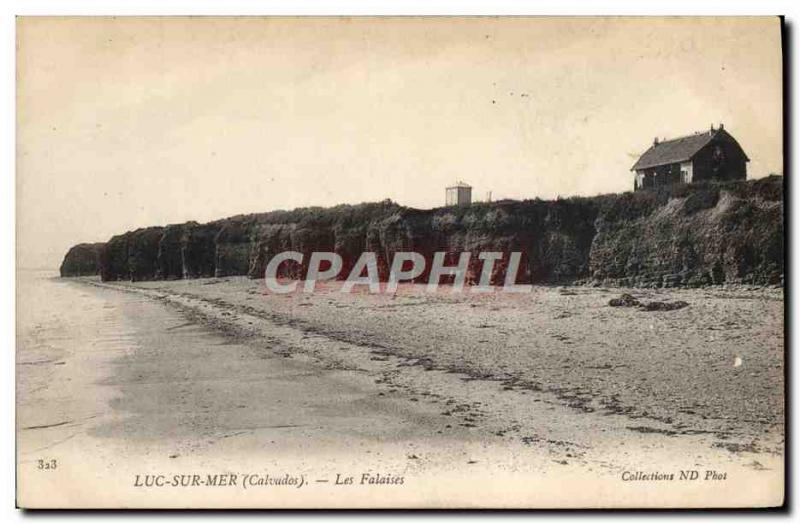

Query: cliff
[
  {"left": 588, "top": 176, "right": 784, "bottom": 287},
  {"left": 59, "top": 242, "right": 105, "bottom": 277},
  {"left": 62, "top": 176, "right": 784, "bottom": 287}
]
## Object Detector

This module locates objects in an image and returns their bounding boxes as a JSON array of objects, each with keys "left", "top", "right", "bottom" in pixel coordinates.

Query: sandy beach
[
  {"left": 116, "top": 276, "right": 785, "bottom": 448},
  {"left": 17, "top": 272, "right": 784, "bottom": 507}
]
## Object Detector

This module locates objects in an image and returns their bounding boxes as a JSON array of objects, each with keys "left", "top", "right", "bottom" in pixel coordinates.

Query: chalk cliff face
[
  {"left": 59, "top": 243, "right": 105, "bottom": 277},
  {"left": 63, "top": 176, "right": 784, "bottom": 287},
  {"left": 155, "top": 221, "right": 220, "bottom": 280},
  {"left": 99, "top": 226, "right": 165, "bottom": 282},
  {"left": 589, "top": 177, "right": 784, "bottom": 287}
]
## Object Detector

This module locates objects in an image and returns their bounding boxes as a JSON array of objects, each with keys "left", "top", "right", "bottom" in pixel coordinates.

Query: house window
[{"left": 680, "top": 170, "right": 688, "bottom": 183}]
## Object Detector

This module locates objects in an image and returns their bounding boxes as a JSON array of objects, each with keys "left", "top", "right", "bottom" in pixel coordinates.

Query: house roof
[
  {"left": 631, "top": 128, "right": 747, "bottom": 171},
  {"left": 447, "top": 181, "right": 472, "bottom": 189}
]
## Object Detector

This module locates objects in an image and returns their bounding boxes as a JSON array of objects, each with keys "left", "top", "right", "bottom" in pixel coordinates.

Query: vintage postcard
[{"left": 16, "top": 16, "right": 784, "bottom": 508}]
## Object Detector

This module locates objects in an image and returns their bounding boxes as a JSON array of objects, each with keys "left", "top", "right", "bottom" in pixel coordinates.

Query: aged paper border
[{"left": 5, "top": 0, "right": 798, "bottom": 518}]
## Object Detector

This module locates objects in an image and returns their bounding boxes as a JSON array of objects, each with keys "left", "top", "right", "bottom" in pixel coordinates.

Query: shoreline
[{"left": 82, "top": 276, "right": 784, "bottom": 464}]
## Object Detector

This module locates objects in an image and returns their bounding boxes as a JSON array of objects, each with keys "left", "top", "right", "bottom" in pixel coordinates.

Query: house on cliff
[{"left": 631, "top": 124, "right": 749, "bottom": 191}]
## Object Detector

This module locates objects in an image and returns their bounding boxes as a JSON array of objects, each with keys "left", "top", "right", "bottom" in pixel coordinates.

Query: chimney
[
  {"left": 653, "top": 137, "right": 659, "bottom": 147},
  {"left": 719, "top": 123, "right": 724, "bottom": 130},
  {"left": 710, "top": 123, "right": 715, "bottom": 132}
]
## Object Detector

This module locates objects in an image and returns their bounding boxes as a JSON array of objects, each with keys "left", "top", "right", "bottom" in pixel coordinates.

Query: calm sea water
[
  {"left": 17, "top": 270, "right": 158, "bottom": 457},
  {"left": 15, "top": 270, "right": 416, "bottom": 460}
]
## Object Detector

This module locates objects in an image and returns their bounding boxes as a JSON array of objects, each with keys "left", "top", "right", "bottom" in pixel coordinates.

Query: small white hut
[{"left": 445, "top": 181, "right": 472, "bottom": 206}]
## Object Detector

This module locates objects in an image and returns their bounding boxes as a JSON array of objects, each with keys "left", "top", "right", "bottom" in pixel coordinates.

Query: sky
[{"left": 17, "top": 17, "right": 783, "bottom": 269}]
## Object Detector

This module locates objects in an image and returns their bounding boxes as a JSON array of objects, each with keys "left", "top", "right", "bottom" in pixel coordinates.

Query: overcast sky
[{"left": 17, "top": 17, "right": 782, "bottom": 268}]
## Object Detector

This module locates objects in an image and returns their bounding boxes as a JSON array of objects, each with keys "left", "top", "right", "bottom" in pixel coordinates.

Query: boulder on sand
[
  {"left": 608, "top": 293, "right": 689, "bottom": 311},
  {"left": 639, "top": 300, "right": 689, "bottom": 312}
]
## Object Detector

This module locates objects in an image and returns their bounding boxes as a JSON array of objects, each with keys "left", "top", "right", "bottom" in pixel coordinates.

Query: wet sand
[{"left": 16, "top": 272, "right": 784, "bottom": 507}]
